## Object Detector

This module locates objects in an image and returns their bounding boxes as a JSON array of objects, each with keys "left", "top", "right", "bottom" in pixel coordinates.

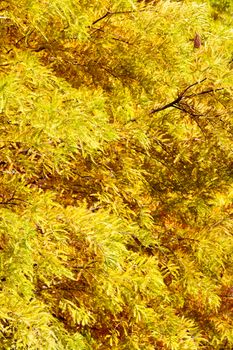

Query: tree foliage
[{"left": 0, "top": 0, "right": 233, "bottom": 349}]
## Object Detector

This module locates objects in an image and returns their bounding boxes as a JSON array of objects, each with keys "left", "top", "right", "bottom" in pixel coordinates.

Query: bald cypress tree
[{"left": 0, "top": 0, "right": 233, "bottom": 349}]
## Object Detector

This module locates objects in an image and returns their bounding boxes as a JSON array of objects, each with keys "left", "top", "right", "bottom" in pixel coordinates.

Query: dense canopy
[{"left": 0, "top": 0, "right": 233, "bottom": 349}]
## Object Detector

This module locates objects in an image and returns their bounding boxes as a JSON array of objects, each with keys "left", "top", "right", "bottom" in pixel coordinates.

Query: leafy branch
[{"left": 149, "top": 79, "right": 224, "bottom": 115}]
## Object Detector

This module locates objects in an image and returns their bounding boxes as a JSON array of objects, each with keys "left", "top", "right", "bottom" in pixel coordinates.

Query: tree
[{"left": 0, "top": 0, "right": 233, "bottom": 349}]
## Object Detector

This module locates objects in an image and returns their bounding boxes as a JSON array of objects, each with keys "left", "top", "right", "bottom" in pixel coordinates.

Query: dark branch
[
  {"left": 0, "top": 190, "right": 27, "bottom": 206},
  {"left": 92, "top": 11, "right": 111, "bottom": 25},
  {"left": 149, "top": 79, "right": 224, "bottom": 115},
  {"left": 149, "top": 95, "right": 183, "bottom": 114},
  {"left": 92, "top": 8, "right": 148, "bottom": 26},
  {"left": 180, "top": 78, "right": 207, "bottom": 96},
  {"left": 185, "top": 88, "right": 224, "bottom": 98}
]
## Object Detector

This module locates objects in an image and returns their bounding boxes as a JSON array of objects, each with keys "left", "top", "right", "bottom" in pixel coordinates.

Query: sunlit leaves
[
  {"left": 59, "top": 300, "right": 94, "bottom": 326},
  {"left": 0, "top": 0, "right": 233, "bottom": 349}
]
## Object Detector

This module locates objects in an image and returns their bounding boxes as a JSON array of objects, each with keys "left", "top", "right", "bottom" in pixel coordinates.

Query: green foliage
[{"left": 0, "top": 0, "right": 233, "bottom": 349}]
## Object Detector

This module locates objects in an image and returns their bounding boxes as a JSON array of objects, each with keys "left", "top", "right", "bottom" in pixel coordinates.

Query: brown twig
[
  {"left": 185, "top": 88, "right": 224, "bottom": 98},
  {"left": 149, "top": 79, "right": 224, "bottom": 115},
  {"left": 92, "top": 11, "right": 112, "bottom": 25},
  {"left": 92, "top": 8, "right": 148, "bottom": 26}
]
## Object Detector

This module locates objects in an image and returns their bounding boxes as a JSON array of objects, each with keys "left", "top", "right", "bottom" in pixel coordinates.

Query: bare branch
[
  {"left": 92, "top": 8, "right": 148, "bottom": 26},
  {"left": 92, "top": 11, "right": 112, "bottom": 26},
  {"left": 185, "top": 88, "right": 224, "bottom": 98}
]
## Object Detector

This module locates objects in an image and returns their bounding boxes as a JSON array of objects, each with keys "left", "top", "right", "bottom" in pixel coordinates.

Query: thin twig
[
  {"left": 149, "top": 79, "right": 224, "bottom": 115},
  {"left": 92, "top": 11, "right": 111, "bottom": 25},
  {"left": 92, "top": 8, "right": 148, "bottom": 26},
  {"left": 150, "top": 79, "right": 206, "bottom": 114},
  {"left": 185, "top": 88, "right": 224, "bottom": 98},
  {"left": 180, "top": 78, "right": 207, "bottom": 95}
]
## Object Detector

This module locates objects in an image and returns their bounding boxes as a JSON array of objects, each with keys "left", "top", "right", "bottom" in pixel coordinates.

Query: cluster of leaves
[{"left": 0, "top": 0, "right": 233, "bottom": 349}]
